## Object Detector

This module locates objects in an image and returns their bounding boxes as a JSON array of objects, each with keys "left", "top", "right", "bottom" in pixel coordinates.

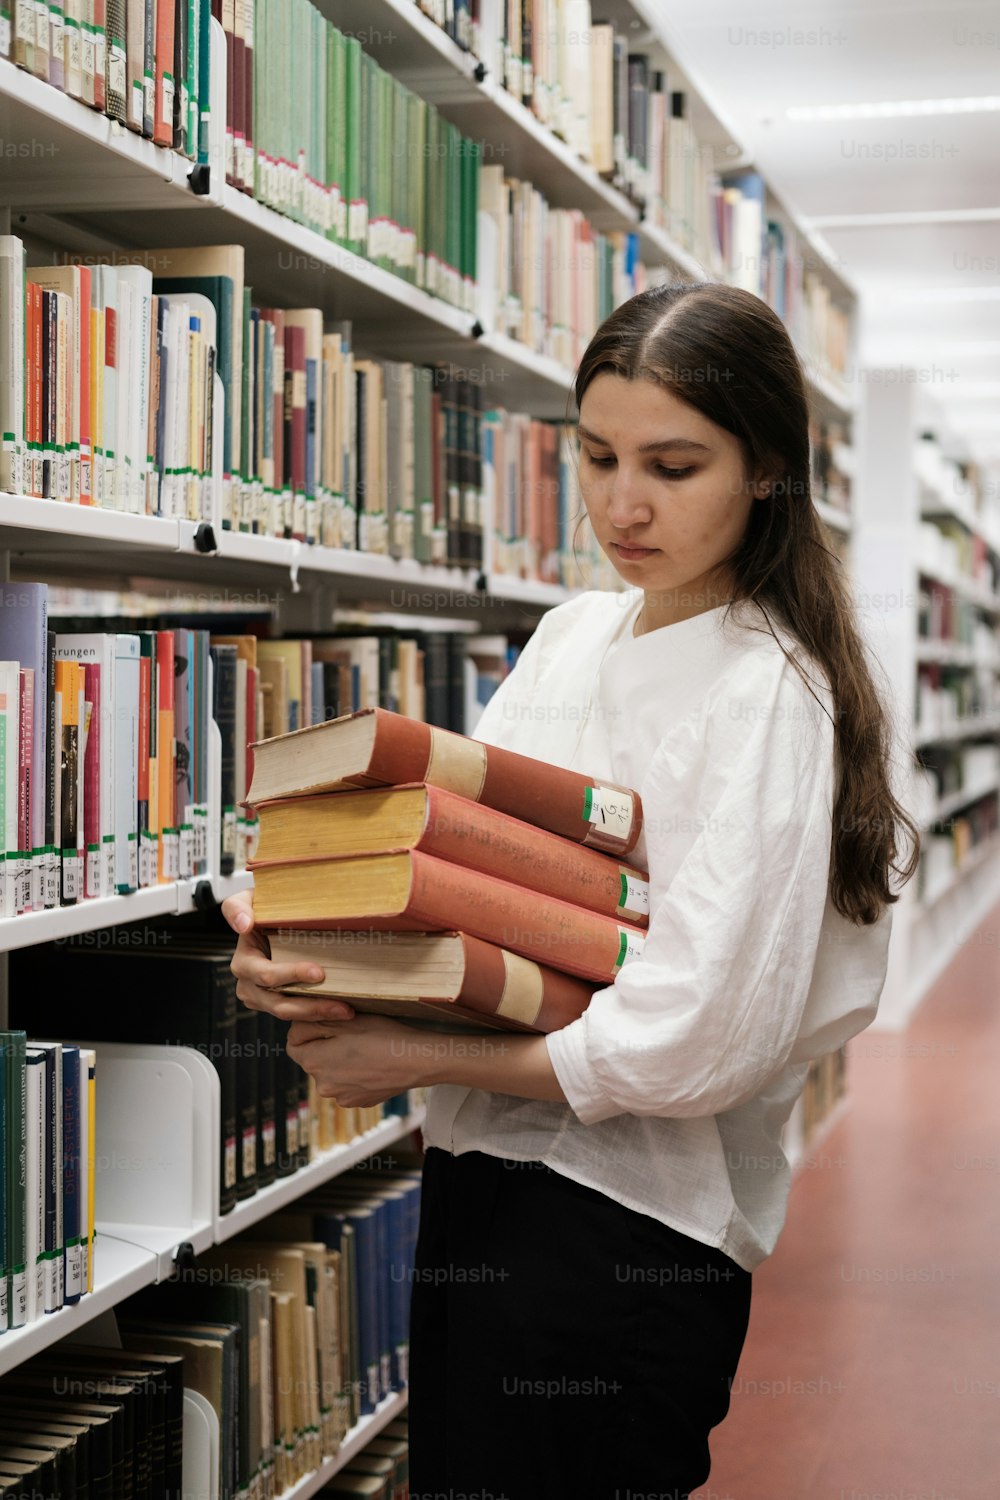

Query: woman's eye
[
  {"left": 584, "top": 452, "right": 615, "bottom": 467},
  {"left": 656, "top": 465, "right": 695, "bottom": 480}
]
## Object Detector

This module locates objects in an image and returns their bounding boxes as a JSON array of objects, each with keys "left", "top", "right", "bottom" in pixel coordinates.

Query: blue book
[
  {"left": 315, "top": 1206, "right": 381, "bottom": 1415},
  {"left": 61, "top": 1045, "right": 83, "bottom": 1305}
]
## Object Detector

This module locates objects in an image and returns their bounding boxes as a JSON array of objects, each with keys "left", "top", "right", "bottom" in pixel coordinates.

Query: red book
[
  {"left": 251, "top": 848, "right": 646, "bottom": 984},
  {"left": 249, "top": 782, "right": 650, "bottom": 926},
  {"left": 18, "top": 668, "right": 33, "bottom": 858},
  {"left": 268, "top": 928, "right": 598, "bottom": 1034},
  {"left": 29, "top": 282, "right": 42, "bottom": 497},
  {"left": 153, "top": 0, "right": 177, "bottom": 147},
  {"left": 83, "top": 662, "right": 101, "bottom": 897},
  {"left": 247, "top": 707, "right": 643, "bottom": 857}
]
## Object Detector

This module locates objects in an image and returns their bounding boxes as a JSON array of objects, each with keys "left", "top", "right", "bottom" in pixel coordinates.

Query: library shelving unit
[
  {"left": 853, "top": 376, "right": 1000, "bottom": 1028},
  {"left": 0, "top": 1, "right": 870, "bottom": 1483}
]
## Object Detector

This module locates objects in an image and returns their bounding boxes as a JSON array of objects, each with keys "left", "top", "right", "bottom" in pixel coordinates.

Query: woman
[{"left": 224, "top": 283, "right": 918, "bottom": 1500}]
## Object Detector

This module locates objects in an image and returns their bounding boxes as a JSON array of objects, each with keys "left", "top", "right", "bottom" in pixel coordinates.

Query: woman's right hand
[{"left": 221, "top": 888, "right": 357, "bottom": 1023}]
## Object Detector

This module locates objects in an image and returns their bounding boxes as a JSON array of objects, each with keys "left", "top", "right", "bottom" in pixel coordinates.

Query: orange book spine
[
  {"left": 447, "top": 931, "right": 598, "bottom": 1031},
  {"left": 156, "top": 629, "right": 175, "bottom": 880},
  {"left": 153, "top": 0, "right": 176, "bottom": 147},
  {"left": 255, "top": 849, "right": 646, "bottom": 984}
]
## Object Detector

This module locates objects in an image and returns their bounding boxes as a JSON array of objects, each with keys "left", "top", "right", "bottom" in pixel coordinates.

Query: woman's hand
[
  {"left": 221, "top": 888, "right": 357, "bottom": 1023},
  {"left": 286, "top": 1015, "right": 435, "bottom": 1107}
]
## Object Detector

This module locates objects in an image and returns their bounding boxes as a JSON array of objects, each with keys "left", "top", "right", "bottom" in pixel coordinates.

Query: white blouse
[{"left": 422, "top": 586, "right": 892, "bottom": 1271}]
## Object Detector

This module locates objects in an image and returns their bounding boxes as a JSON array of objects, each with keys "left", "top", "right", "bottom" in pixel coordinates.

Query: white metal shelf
[
  {"left": 914, "top": 712, "right": 1000, "bottom": 749},
  {"left": 803, "top": 365, "right": 858, "bottom": 418},
  {"left": 0, "top": 1234, "right": 157, "bottom": 1377},
  {"left": 915, "top": 828, "right": 1000, "bottom": 914},
  {"left": 0, "top": 870, "right": 253, "bottom": 953},
  {"left": 917, "top": 563, "right": 1000, "bottom": 615},
  {"left": 925, "top": 778, "right": 1000, "bottom": 829},
  {"left": 214, "top": 1110, "right": 425, "bottom": 1243},
  {"left": 919, "top": 477, "right": 1000, "bottom": 556},
  {"left": 915, "top": 640, "right": 1000, "bottom": 670}
]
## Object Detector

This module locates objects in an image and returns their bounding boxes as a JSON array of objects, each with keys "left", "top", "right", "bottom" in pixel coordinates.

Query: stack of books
[{"left": 245, "top": 707, "right": 650, "bottom": 1034}]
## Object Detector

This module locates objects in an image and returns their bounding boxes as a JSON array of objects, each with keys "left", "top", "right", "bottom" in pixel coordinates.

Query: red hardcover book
[
  {"left": 249, "top": 782, "right": 650, "bottom": 926},
  {"left": 247, "top": 707, "right": 643, "bottom": 856},
  {"left": 251, "top": 848, "right": 646, "bottom": 984},
  {"left": 153, "top": 0, "right": 177, "bottom": 146},
  {"left": 83, "top": 662, "right": 101, "bottom": 897},
  {"left": 269, "top": 928, "right": 599, "bottom": 1034}
]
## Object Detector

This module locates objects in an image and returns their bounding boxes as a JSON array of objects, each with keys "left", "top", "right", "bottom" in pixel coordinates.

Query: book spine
[
  {"left": 83, "top": 662, "right": 100, "bottom": 898},
  {"left": 61, "top": 1044, "right": 83, "bottom": 1303}
]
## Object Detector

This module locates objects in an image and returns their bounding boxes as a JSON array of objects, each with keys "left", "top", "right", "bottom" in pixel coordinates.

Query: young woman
[{"left": 224, "top": 283, "right": 919, "bottom": 1500}]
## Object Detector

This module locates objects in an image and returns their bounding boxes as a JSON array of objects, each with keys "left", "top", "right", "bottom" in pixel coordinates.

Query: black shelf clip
[
  {"left": 188, "top": 164, "right": 211, "bottom": 196},
  {"left": 192, "top": 879, "right": 218, "bottom": 914},
  {"left": 193, "top": 521, "right": 218, "bottom": 554}
]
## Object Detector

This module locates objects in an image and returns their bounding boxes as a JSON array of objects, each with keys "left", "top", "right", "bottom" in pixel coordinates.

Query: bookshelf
[
  {"left": 0, "top": 9, "right": 867, "bottom": 1483},
  {"left": 853, "top": 374, "right": 1000, "bottom": 1028}
]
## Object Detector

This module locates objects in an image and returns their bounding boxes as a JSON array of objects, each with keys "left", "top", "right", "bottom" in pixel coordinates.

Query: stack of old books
[{"left": 245, "top": 708, "right": 649, "bottom": 1033}]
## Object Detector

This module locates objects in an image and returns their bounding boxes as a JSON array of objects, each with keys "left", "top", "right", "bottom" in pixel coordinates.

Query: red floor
[{"left": 691, "top": 901, "right": 1000, "bottom": 1500}]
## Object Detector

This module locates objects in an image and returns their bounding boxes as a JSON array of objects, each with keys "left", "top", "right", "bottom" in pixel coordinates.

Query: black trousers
[{"left": 408, "top": 1147, "right": 752, "bottom": 1500}]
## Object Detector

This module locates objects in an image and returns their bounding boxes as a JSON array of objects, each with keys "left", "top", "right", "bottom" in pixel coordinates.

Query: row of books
[
  {"left": 918, "top": 521, "right": 999, "bottom": 599},
  {"left": 0, "top": 240, "right": 616, "bottom": 582},
  {"left": 0, "top": 1032, "right": 94, "bottom": 1333},
  {"left": 915, "top": 666, "right": 1000, "bottom": 742},
  {"left": 478, "top": 166, "right": 666, "bottom": 371},
  {"left": 0, "top": 1222, "right": 414, "bottom": 1500},
  {"left": 810, "top": 417, "right": 851, "bottom": 514},
  {"left": 918, "top": 795, "right": 1000, "bottom": 905},
  {"left": 714, "top": 173, "right": 852, "bottom": 386},
  {"left": 248, "top": 1, "right": 479, "bottom": 311},
  {"left": 914, "top": 743, "right": 1000, "bottom": 825},
  {"left": 0, "top": 584, "right": 259, "bottom": 912},
  {"left": 918, "top": 588, "right": 998, "bottom": 654},
  {"left": 12, "top": 929, "right": 421, "bottom": 1217},
  {"left": 5, "top": 0, "right": 209, "bottom": 156}
]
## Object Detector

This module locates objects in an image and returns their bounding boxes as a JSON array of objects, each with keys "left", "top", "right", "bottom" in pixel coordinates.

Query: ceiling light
[{"left": 787, "top": 96, "right": 1000, "bottom": 122}]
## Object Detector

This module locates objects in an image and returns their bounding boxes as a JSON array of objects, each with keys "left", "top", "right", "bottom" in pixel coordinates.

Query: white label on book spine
[
  {"left": 49, "top": 9, "right": 63, "bottom": 62},
  {"left": 143, "top": 72, "right": 154, "bottom": 126},
  {"left": 44, "top": 851, "right": 60, "bottom": 909},
  {"left": 102, "top": 835, "right": 115, "bottom": 897},
  {"left": 15, "top": 856, "right": 31, "bottom": 916},
  {"left": 615, "top": 928, "right": 645, "bottom": 971},
  {"left": 0, "top": 1280, "right": 7, "bottom": 1329},
  {"left": 162, "top": 71, "right": 174, "bottom": 127},
  {"left": 1, "top": 14, "right": 11, "bottom": 52},
  {"left": 162, "top": 829, "right": 179, "bottom": 882},
  {"left": 223, "top": 808, "right": 236, "bottom": 860},
  {"left": 224, "top": 1135, "right": 237, "bottom": 1190},
  {"left": 62, "top": 851, "right": 82, "bottom": 903},
  {"left": 16, "top": 4, "right": 32, "bottom": 42},
  {"left": 619, "top": 872, "right": 650, "bottom": 920},
  {"left": 130, "top": 78, "right": 142, "bottom": 127},
  {"left": 10, "top": 1261, "right": 26, "bottom": 1326},
  {"left": 242, "top": 1126, "right": 256, "bottom": 1181},
  {"left": 31, "top": 852, "right": 45, "bottom": 912},
  {"left": 86, "top": 846, "right": 101, "bottom": 898},
  {"left": 179, "top": 823, "right": 194, "bottom": 879},
  {"left": 57, "top": 450, "right": 70, "bottom": 499},
  {"left": 584, "top": 784, "right": 636, "bottom": 845},
  {"left": 65, "top": 1240, "right": 83, "bottom": 1299}
]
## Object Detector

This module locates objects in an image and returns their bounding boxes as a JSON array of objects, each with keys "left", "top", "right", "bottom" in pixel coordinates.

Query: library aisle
[{"left": 691, "top": 897, "right": 1000, "bottom": 1500}]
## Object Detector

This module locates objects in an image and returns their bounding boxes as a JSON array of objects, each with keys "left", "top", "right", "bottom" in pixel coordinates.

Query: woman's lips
[{"left": 613, "top": 543, "right": 657, "bottom": 561}]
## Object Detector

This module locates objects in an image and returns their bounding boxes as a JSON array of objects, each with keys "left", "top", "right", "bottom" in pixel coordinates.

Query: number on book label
[
  {"left": 583, "top": 784, "right": 636, "bottom": 842},
  {"left": 619, "top": 872, "right": 650, "bottom": 919},
  {"left": 614, "top": 928, "right": 646, "bottom": 972}
]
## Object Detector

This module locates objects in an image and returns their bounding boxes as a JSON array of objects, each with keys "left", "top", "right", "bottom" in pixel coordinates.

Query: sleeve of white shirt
[{"left": 546, "top": 650, "right": 845, "bottom": 1124}]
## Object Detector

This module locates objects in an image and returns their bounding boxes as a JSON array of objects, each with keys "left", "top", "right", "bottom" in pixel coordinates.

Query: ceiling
[{"left": 660, "top": 0, "right": 1000, "bottom": 463}]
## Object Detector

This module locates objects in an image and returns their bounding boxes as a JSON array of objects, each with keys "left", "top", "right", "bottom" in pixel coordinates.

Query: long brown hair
[{"left": 573, "top": 281, "right": 918, "bottom": 925}]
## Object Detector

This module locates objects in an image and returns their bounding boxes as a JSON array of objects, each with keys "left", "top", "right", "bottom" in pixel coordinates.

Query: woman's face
[{"left": 577, "top": 372, "right": 761, "bottom": 617}]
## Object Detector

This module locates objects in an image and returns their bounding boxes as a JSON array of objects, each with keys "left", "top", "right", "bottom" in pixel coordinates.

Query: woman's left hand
[{"left": 287, "top": 1015, "right": 436, "bottom": 1107}]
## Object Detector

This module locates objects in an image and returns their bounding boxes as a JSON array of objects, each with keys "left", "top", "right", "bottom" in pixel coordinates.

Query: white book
[
  {"left": 117, "top": 265, "right": 153, "bottom": 514},
  {"left": 25, "top": 1048, "right": 46, "bottom": 1323},
  {"left": 0, "top": 236, "right": 25, "bottom": 495},
  {"left": 161, "top": 297, "right": 186, "bottom": 518}
]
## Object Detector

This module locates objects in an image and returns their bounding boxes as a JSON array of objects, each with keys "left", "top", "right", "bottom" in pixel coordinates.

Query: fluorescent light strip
[
  {"left": 787, "top": 96, "right": 1000, "bottom": 122},
  {"left": 809, "top": 208, "right": 1000, "bottom": 229}
]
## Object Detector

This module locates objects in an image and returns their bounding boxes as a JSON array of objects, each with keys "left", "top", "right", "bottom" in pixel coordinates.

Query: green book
[{"left": 2, "top": 1031, "right": 27, "bottom": 1330}]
